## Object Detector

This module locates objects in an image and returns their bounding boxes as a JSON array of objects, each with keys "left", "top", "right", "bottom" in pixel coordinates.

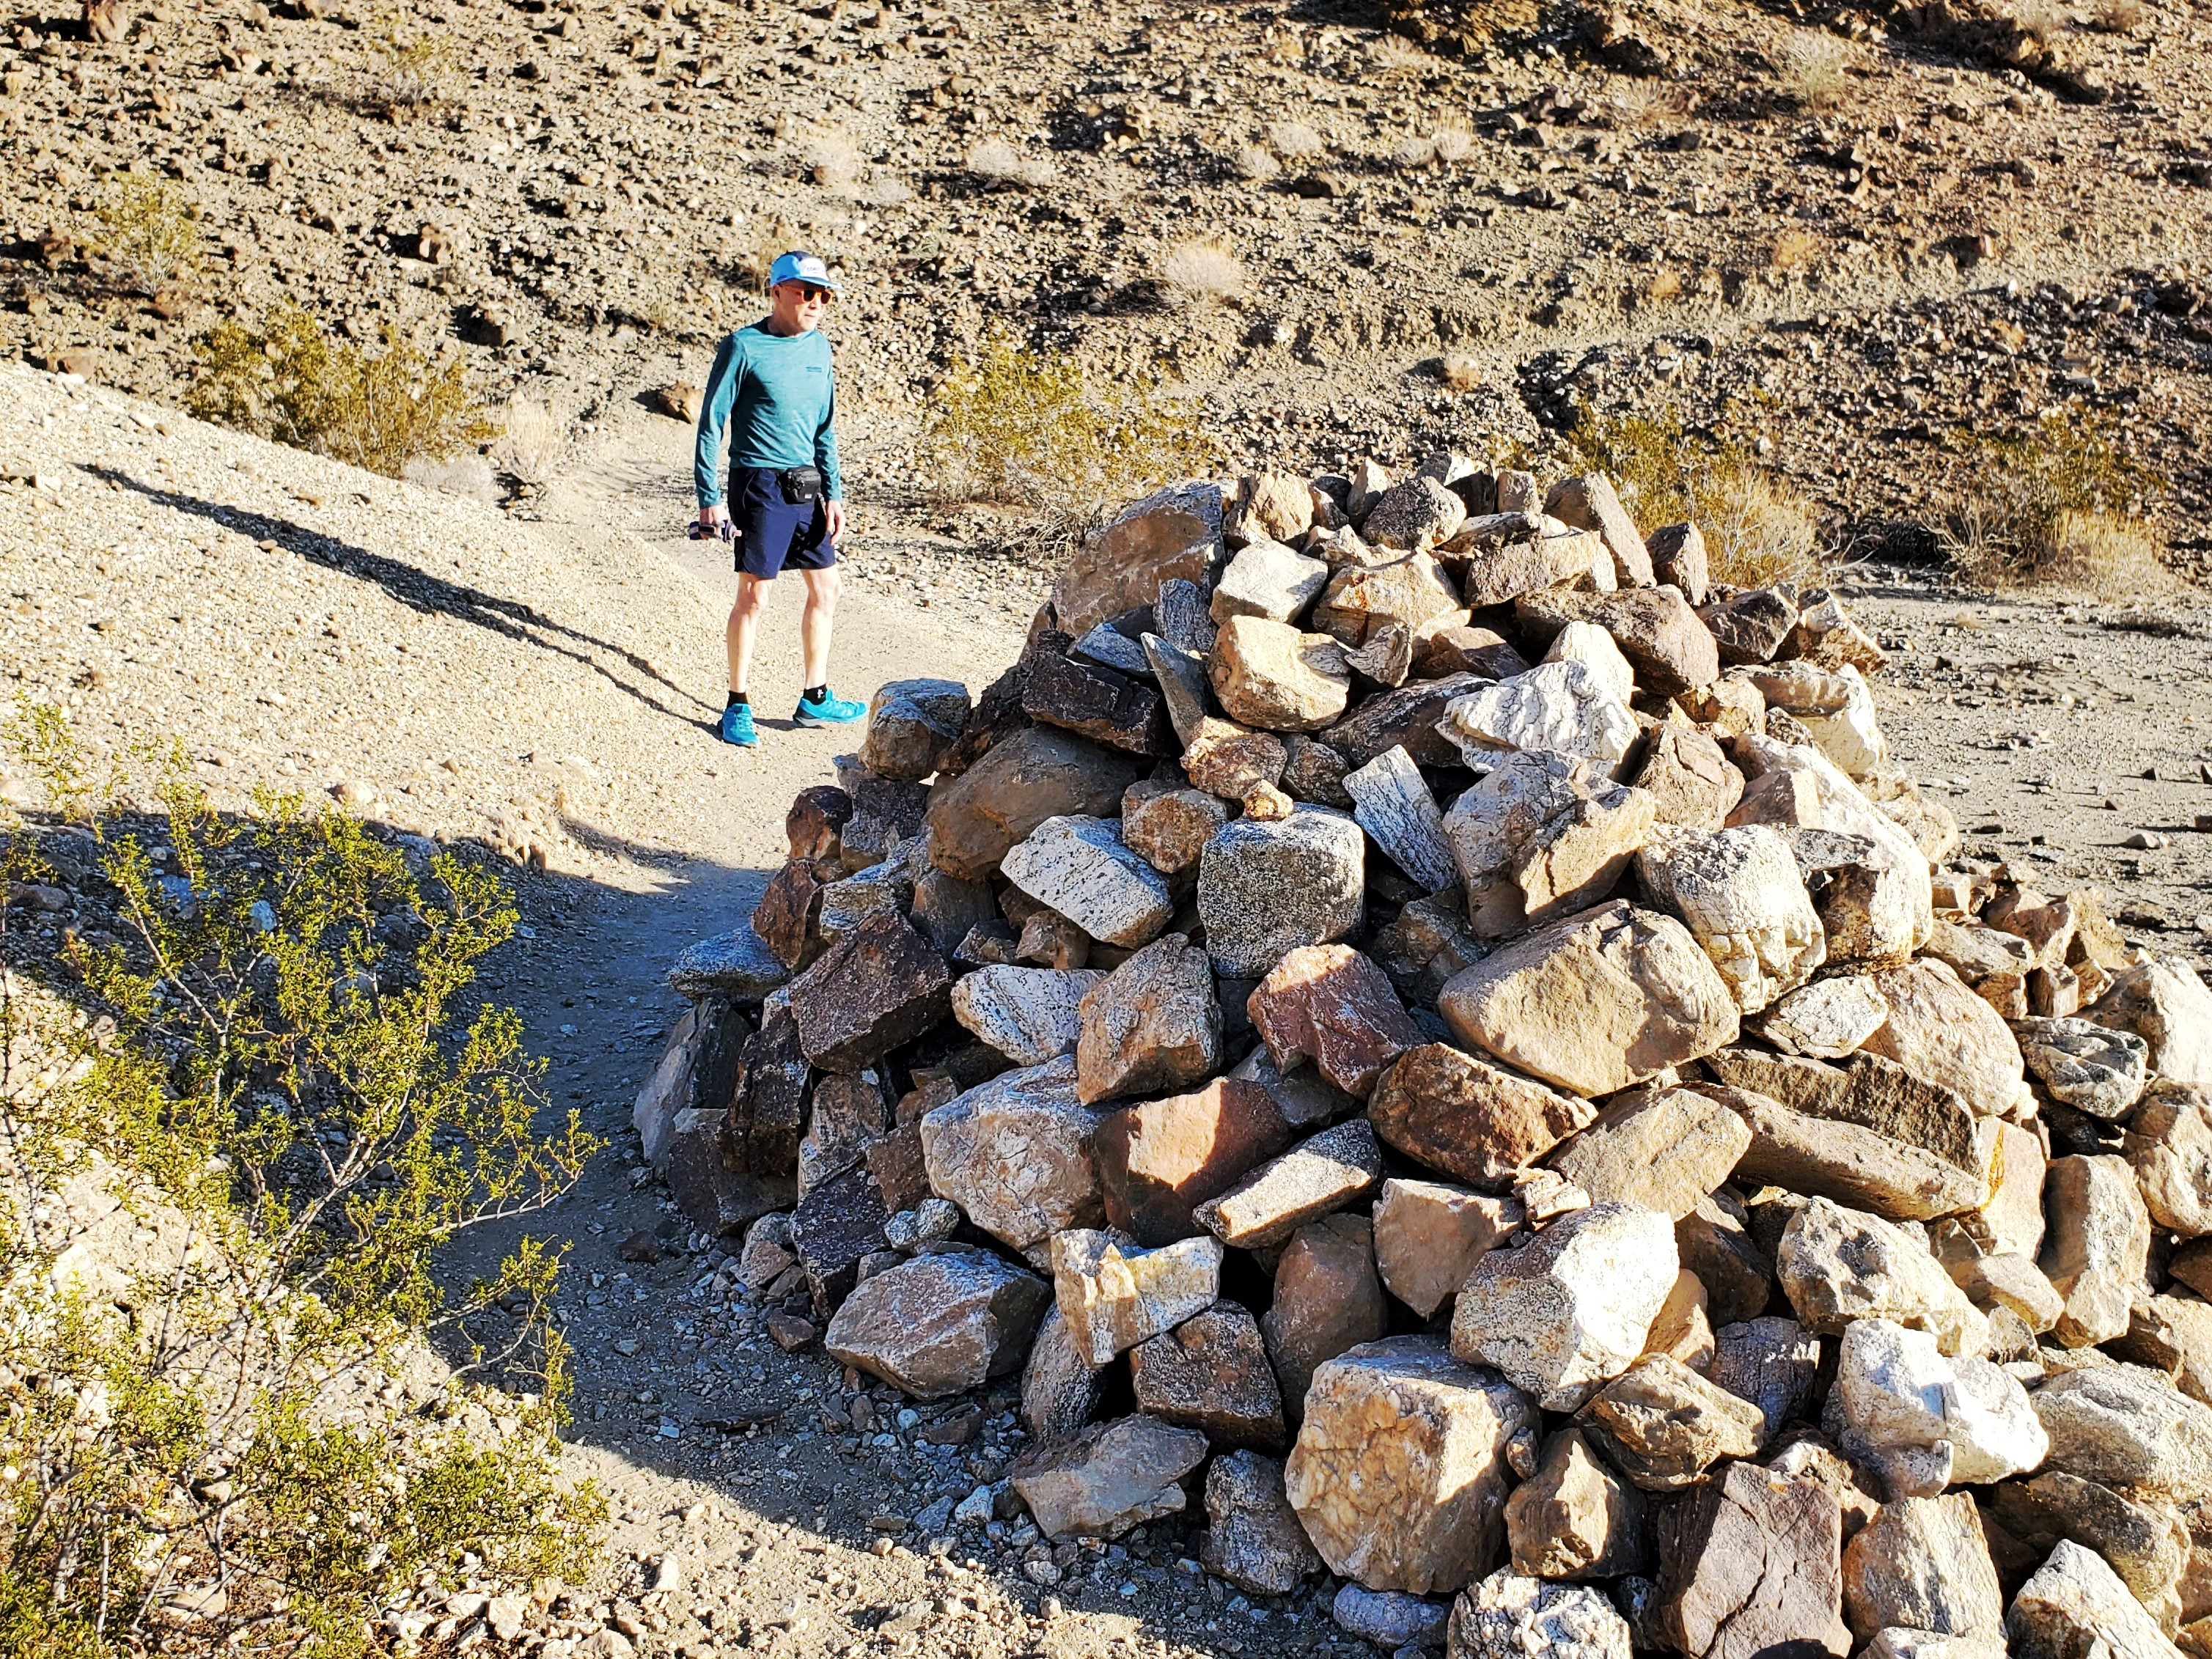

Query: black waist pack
[{"left": 779, "top": 466, "right": 824, "bottom": 504}]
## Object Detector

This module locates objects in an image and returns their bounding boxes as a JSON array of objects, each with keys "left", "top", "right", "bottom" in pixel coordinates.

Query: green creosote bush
[
  {"left": 188, "top": 301, "right": 496, "bottom": 479},
  {"left": 1559, "top": 405, "right": 1823, "bottom": 589},
  {"left": 1937, "top": 411, "right": 2169, "bottom": 597},
  {"left": 88, "top": 173, "right": 205, "bottom": 298},
  {"left": 917, "top": 328, "right": 1210, "bottom": 520},
  {"left": 369, "top": 25, "right": 458, "bottom": 113},
  {"left": 0, "top": 699, "right": 604, "bottom": 1658}
]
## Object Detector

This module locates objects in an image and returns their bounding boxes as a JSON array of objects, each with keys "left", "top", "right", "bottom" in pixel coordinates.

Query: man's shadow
[{"left": 86, "top": 465, "right": 717, "bottom": 728}]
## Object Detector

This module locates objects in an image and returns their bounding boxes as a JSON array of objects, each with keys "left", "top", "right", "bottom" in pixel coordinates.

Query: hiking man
[{"left": 694, "top": 249, "right": 865, "bottom": 746}]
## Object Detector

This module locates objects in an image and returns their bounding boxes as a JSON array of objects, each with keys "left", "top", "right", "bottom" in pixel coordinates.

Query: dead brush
[
  {"left": 87, "top": 172, "right": 204, "bottom": 297},
  {"left": 966, "top": 139, "right": 1057, "bottom": 192},
  {"left": 188, "top": 300, "right": 494, "bottom": 479},
  {"left": 1936, "top": 413, "right": 2170, "bottom": 597},
  {"left": 1161, "top": 238, "right": 1246, "bottom": 304},
  {"left": 1777, "top": 31, "right": 1851, "bottom": 113},
  {"left": 493, "top": 394, "right": 564, "bottom": 485},
  {"left": 370, "top": 23, "right": 457, "bottom": 114}
]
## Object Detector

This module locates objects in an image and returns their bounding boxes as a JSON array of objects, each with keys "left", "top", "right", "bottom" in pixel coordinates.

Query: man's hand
[
  {"left": 699, "top": 502, "right": 733, "bottom": 534},
  {"left": 824, "top": 500, "right": 846, "bottom": 545}
]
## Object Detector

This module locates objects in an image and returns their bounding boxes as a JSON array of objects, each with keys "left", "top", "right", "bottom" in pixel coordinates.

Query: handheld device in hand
[{"left": 688, "top": 518, "right": 736, "bottom": 543}]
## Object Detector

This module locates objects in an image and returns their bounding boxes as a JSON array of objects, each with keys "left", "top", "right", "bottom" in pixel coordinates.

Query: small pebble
[{"left": 2125, "top": 830, "right": 2165, "bottom": 850}]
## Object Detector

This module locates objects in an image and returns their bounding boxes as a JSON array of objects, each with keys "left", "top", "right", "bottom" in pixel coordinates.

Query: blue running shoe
[
  {"left": 717, "top": 702, "right": 759, "bottom": 746},
  {"left": 793, "top": 687, "right": 866, "bottom": 727}
]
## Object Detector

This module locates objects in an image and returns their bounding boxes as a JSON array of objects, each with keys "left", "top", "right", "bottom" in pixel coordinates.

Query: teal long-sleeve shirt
[{"left": 693, "top": 322, "right": 842, "bottom": 507}]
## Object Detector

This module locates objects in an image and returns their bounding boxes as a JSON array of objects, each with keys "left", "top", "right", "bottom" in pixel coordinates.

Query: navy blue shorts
[{"left": 731, "top": 466, "right": 836, "bottom": 579}]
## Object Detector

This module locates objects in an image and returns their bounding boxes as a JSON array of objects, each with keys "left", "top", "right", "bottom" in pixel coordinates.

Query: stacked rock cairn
[{"left": 637, "top": 457, "right": 2212, "bottom": 1659}]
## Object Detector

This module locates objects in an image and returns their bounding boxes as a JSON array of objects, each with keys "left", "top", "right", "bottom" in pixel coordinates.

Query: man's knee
[
  {"left": 802, "top": 570, "right": 839, "bottom": 611},
  {"left": 731, "top": 577, "right": 769, "bottom": 617}
]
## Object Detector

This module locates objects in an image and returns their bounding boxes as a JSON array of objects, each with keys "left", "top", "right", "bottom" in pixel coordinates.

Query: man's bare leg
[
  {"left": 798, "top": 566, "right": 839, "bottom": 690},
  {"left": 727, "top": 573, "right": 768, "bottom": 695}
]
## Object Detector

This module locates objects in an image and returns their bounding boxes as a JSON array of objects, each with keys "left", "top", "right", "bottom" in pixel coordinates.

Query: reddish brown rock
[
  {"left": 1121, "top": 778, "right": 1227, "bottom": 875},
  {"left": 1247, "top": 944, "right": 1426, "bottom": 1100},
  {"left": 1096, "top": 1078, "right": 1293, "bottom": 1246},
  {"left": 787, "top": 909, "right": 953, "bottom": 1075},
  {"left": 787, "top": 784, "right": 853, "bottom": 861},
  {"left": 729, "top": 998, "right": 809, "bottom": 1177},
  {"left": 1656, "top": 1460, "right": 1851, "bottom": 1659},
  {"left": 1372, "top": 1178, "right": 1524, "bottom": 1320},
  {"left": 1324, "top": 673, "right": 1486, "bottom": 769},
  {"left": 1130, "top": 1301, "right": 1286, "bottom": 1449},
  {"left": 1264, "top": 1213, "right": 1389, "bottom": 1419},
  {"left": 1369, "top": 1043, "right": 1598, "bottom": 1192},
  {"left": 1414, "top": 624, "right": 1532, "bottom": 683},
  {"left": 1022, "top": 649, "right": 1173, "bottom": 757},
  {"left": 923, "top": 726, "right": 1142, "bottom": 883}
]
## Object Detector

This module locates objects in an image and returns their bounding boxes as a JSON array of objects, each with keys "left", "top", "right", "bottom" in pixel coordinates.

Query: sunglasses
[{"left": 787, "top": 284, "right": 832, "bottom": 303}]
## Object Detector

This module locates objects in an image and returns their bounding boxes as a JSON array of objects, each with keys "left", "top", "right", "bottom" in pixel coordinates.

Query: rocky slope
[{"left": 4, "top": 0, "right": 2211, "bottom": 573}]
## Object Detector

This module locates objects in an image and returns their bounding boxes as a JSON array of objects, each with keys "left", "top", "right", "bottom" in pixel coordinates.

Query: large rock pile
[{"left": 636, "top": 462, "right": 2212, "bottom": 1659}]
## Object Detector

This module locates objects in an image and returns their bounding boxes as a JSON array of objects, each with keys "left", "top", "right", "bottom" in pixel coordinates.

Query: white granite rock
[
  {"left": 1346, "top": 745, "right": 1458, "bottom": 894},
  {"left": 1634, "top": 823, "right": 1827, "bottom": 1015},
  {"left": 1439, "top": 661, "right": 1640, "bottom": 771},
  {"left": 921, "top": 1056, "right": 1108, "bottom": 1251},
  {"left": 1051, "top": 1229, "right": 1224, "bottom": 1366},
  {"left": 1449, "top": 1570, "right": 1633, "bottom": 1659},
  {"left": 950, "top": 965, "right": 1106, "bottom": 1064},
  {"left": 1001, "top": 815, "right": 1176, "bottom": 949},
  {"left": 1754, "top": 976, "right": 1890, "bottom": 1059},
  {"left": 1831, "top": 1318, "right": 2047, "bottom": 1493}
]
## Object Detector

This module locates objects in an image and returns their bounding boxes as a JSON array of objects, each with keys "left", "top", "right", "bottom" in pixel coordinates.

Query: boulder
[
  {"left": 1677, "top": 1192, "right": 1777, "bottom": 1328},
  {"left": 797, "top": 1070, "right": 889, "bottom": 1195},
  {"left": 1210, "top": 537, "right": 1331, "bottom": 624},
  {"left": 1754, "top": 976, "right": 1890, "bottom": 1059},
  {"left": 1247, "top": 944, "right": 1426, "bottom": 1099},
  {"left": 1021, "top": 649, "right": 1172, "bottom": 757},
  {"left": 920, "top": 1057, "right": 1107, "bottom": 1251},
  {"left": 1192, "top": 1119, "right": 1386, "bottom": 1251},
  {"left": 1210, "top": 614, "right": 1352, "bottom": 732},
  {"left": 1143, "top": 633, "right": 1216, "bottom": 747},
  {"left": 1741, "top": 663, "right": 1885, "bottom": 779},
  {"left": 910, "top": 864, "right": 999, "bottom": 960},
  {"left": 1120, "top": 779, "right": 1227, "bottom": 875},
  {"left": 1634, "top": 824, "right": 1827, "bottom": 1015},
  {"left": 2007, "top": 1540, "right": 2186, "bottom": 1659},
  {"left": 1716, "top": 1083, "right": 1992, "bottom": 1223},
  {"left": 2032, "top": 1363, "right": 2212, "bottom": 1503},
  {"left": 1284, "top": 1336, "right": 1537, "bottom": 1595},
  {"left": 1581, "top": 1354, "right": 1770, "bottom": 1491},
  {"left": 1095, "top": 1078, "right": 1292, "bottom": 1246},
  {"left": 1130, "top": 1301, "right": 1285, "bottom": 1449},
  {"left": 1456, "top": 528, "right": 1610, "bottom": 608},
  {"left": 1504, "top": 1427, "right": 1647, "bottom": 1581},
  {"left": 1631, "top": 722, "right": 1746, "bottom": 831},
  {"left": 666, "top": 924, "right": 793, "bottom": 1002},
  {"left": 1415, "top": 621, "right": 1533, "bottom": 682},
  {"left": 2089, "top": 959, "right": 2212, "bottom": 1091},
  {"left": 1842, "top": 1493, "right": 2005, "bottom": 1643},
  {"left": 1363, "top": 476, "right": 1468, "bottom": 553},
  {"left": 1449, "top": 1202, "right": 1680, "bottom": 1411},
  {"left": 1829, "top": 1318, "right": 2048, "bottom": 1491},
  {"left": 1449, "top": 1570, "right": 1634, "bottom": 1659},
  {"left": 752, "top": 860, "right": 830, "bottom": 973},
  {"left": 729, "top": 998, "right": 809, "bottom": 1176},
  {"left": 786, "top": 784, "right": 853, "bottom": 861},
  {"left": 1075, "top": 934, "right": 1223, "bottom": 1105},
  {"left": 787, "top": 908, "right": 954, "bottom": 1074},
  {"left": 1227, "top": 471, "right": 1316, "bottom": 547},
  {"left": 1326, "top": 672, "right": 1485, "bottom": 769},
  {"left": 1776, "top": 1197, "right": 1989, "bottom": 1355},
  {"left": 1010, "top": 1415, "right": 1211, "bottom": 1541},
  {"left": 2039, "top": 1154, "right": 2152, "bottom": 1348},
  {"left": 1701, "top": 1049, "right": 1983, "bottom": 1172},
  {"left": 1280, "top": 732, "right": 1355, "bottom": 807},
  {"left": 1048, "top": 480, "right": 1222, "bottom": 638},
  {"left": 1371, "top": 1040, "right": 1601, "bottom": 1194},
  {"left": 1439, "top": 661, "right": 1640, "bottom": 771},
  {"left": 1346, "top": 746, "right": 1458, "bottom": 894},
  {"left": 1546, "top": 473, "right": 1655, "bottom": 586},
  {"left": 860, "top": 678, "right": 971, "bottom": 781},
  {"left": 1708, "top": 1316, "right": 1821, "bottom": 1442},
  {"left": 1000, "top": 815, "right": 1175, "bottom": 949},
  {"left": 1197, "top": 809, "right": 1367, "bottom": 976},
  {"left": 1202, "top": 1451, "right": 1324, "bottom": 1596},
  {"left": 1438, "top": 902, "right": 1742, "bottom": 1098},
  {"left": 1649, "top": 523, "right": 1709, "bottom": 604},
  {"left": 1231, "top": 1043, "right": 1359, "bottom": 1130},
  {"left": 1860, "top": 960, "right": 2025, "bottom": 1119},
  {"left": 1699, "top": 588, "right": 1799, "bottom": 666},
  {"left": 1985, "top": 1471, "right": 2190, "bottom": 1611},
  {"left": 2126, "top": 1086, "right": 2212, "bottom": 1238},
  {"left": 1373, "top": 1177, "right": 1525, "bottom": 1320},
  {"left": 925, "top": 726, "right": 1142, "bottom": 883},
  {"left": 1021, "top": 1305, "right": 1104, "bottom": 1443},
  {"left": 2016, "top": 1017, "right": 2150, "bottom": 1118},
  {"left": 1778, "top": 828, "right": 1929, "bottom": 971},
  {"left": 1655, "top": 1460, "right": 1851, "bottom": 1659},
  {"left": 1312, "top": 555, "right": 1464, "bottom": 649},
  {"left": 788, "top": 1160, "right": 892, "bottom": 1314},
  {"left": 1546, "top": 1086, "right": 1754, "bottom": 1220},
  {"left": 1051, "top": 1229, "right": 1224, "bottom": 1366},
  {"left": 949, "top": 965, "right": 1103, "bottom": 1064},
  {"left": 1263, "top": 1213, "right": 1389, "bottom": 1418},
  {"left": 1443, "top": 751, "right": 1658, "bottom": 939},
  {"left": 1542, "top": 620, "right": 1636, "bottom": 705},
  {"left": 823, "top": 1249, "right": 1050, "bottom": 1399},
  {"left": 1576, "top": 588, "right": 1722, "bottom": 696}
]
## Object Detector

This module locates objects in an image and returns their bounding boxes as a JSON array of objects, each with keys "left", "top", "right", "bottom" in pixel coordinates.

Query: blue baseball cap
[{"left": 768, "top": 250, "right": 840, "bottom": 293}]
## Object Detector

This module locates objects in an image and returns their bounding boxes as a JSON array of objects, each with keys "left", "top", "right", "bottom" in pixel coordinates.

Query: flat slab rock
[
  {"left": 999, "top": 814, "right": 1175, "bottom": 949},
  {"left": 1192, "top": 1119, "right": 1384, "bottom": 1251},
  {"left": 822, "top": 1248, "right": 1049, "bottom": 1399},
  {"left": 1010, "top": 1413, "right": 1210, "bottom": 1541}
]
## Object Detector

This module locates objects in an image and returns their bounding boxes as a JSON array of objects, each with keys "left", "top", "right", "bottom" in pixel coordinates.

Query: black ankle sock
[
  {"left": 727, "top": 691, "right": 748, "bottom": 709},
  {"left": 804, "top": 685, "right": 828, "bottom": 703}
]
